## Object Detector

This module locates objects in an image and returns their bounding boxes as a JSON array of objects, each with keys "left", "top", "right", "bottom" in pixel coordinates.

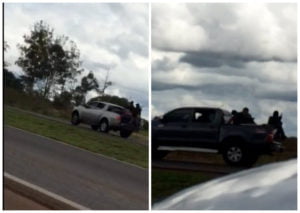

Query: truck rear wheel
[
  {"left": 222, "top": 143, "right": 258, "bottom": 167},
  {"left": 99, "top": 119, "right": 109, "bottom": 133},
  {"left": 71, "top": 112, "right": 80, "bottom": 125}
]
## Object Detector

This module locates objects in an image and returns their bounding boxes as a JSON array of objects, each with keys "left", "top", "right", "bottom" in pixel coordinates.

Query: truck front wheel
[
  {"left": 152, "top": 140, "right": 169, "bottom": 160},
  {"left": 71, "top": 112, "right": 80, "bottom": 125}
]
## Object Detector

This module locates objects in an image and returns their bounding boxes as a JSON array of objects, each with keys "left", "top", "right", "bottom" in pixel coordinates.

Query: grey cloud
[
  {"left": 106, "top": 35, "right": 148, "bottom": 59},
  {"left": 152, "top": 79, "right": 297, "bottom": 103},
  {"left": 257, "top": 90, "right": 297, "bottom": 102},
  {"left": 88, "top": 62, "right": 117, "bottom": 71},
  {"left": 180, "top": 51, "right": 296, "bottom": 69},
  {"left": 152, "top": 81, "right": 194, "bottom": 91},
  {"left": 152, "top": 57, "right": 177, "bottom": 72},
  {"left": 107, "top": 3, "right": 123, "bottom": 13},
  {"left": 152, "top": 80, "right": 252, "bottom": 97},
  {"left": 153, "top": 3, "right": 297, "bottom": 63}
]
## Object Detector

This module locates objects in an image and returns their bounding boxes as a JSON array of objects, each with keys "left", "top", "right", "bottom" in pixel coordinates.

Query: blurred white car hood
[{"left": 153, "top": 159, "right": 297, "bottom": 210}]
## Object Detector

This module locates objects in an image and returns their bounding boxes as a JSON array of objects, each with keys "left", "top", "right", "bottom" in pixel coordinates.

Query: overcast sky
[
  {"left": 4, "top": 3, "right": 149, "bottom": 119},
  {"left": 152, "top": 3, "right": 297, "bottom": 136}
]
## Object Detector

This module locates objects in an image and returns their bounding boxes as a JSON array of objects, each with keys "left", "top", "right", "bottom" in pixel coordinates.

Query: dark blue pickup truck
[{"left": 152, "top": 107, "right": 283, "bottom": 166}]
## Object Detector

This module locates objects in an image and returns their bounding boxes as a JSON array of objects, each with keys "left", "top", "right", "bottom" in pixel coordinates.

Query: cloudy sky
[
  {"left": 4, "top": 3, "right": 149, "bottom": 119},
  {"left": 152, "top": 3, "right": 297, "bottom": 136}
]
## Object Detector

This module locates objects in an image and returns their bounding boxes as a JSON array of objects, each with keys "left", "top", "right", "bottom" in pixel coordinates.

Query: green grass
[
  {"left": 4, "top": 107, "right": 148, "bottom": 168},
  {"left": 152, "top": 169, "right": 217, "bottom": 203},
  {"left": 134, "top": 129, "right": 148, "bottom": 137}
]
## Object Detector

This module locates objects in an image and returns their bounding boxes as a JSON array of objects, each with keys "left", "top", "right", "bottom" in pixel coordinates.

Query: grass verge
[
  {"left": 4, "top": 107, "right": 148, "bottom": 168},
  {"left": 4, "top": 87, "right": 148, "bottom": 138},
  {"left": 152, "top": 169, "right": 218, "bottom": 204}
]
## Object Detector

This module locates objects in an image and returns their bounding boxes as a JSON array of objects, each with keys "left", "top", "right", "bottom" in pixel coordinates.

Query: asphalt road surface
[
  {"left": 4, "top": 188, "right": 50, "bottom": 210},
  {"left": 4, "top": 126, "right": 148, "bottom": 210}
]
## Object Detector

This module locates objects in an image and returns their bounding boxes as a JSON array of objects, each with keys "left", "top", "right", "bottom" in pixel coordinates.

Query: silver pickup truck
[{"left": 71, "top": 101, "right": 135, "bottom": 138}]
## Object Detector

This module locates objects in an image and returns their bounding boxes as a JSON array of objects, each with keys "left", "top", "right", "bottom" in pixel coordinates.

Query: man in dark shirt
[
  {"left": 268, "top": 111, "right": 287, "bottom": 140},
  {"left": 233, "top": 107, "right": 255, "bottom": 125}
]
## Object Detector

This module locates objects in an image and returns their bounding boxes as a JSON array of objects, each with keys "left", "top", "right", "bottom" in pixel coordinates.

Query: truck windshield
[{"left": 107, "top": 106, "right": 124, "bottom": 115}]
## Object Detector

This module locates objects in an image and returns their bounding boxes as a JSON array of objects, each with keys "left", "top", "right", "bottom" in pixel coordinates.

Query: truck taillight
[
  {"left": 265, "top": 134, "right": 273, "bottom": 143},
  {"left": 265, "top": 129, "right": 277, "bottom": 143},
  {"left": 116, "top": 115, "right": 121, "bottom": 121}
]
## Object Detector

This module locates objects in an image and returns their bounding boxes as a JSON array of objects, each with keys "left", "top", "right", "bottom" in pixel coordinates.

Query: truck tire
[
  {"left": 222, "top": 143, "right": 258, "bottom": 167},
  {"left": 71, "top": 112, "right": 80, "bottom": 125},
  {"left": 152, "top": 141, "right": 169, "bottom": 160},
  {"left": 99, "top": 119, "right": 109, "bottom": 133},
  {"left": 152, "top": 149, "right": 169, "bottom": 160}
]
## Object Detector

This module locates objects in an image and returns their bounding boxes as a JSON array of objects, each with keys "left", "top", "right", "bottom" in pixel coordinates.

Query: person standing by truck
[
  {"left": 268, "top": 111, "right": 287, "bottom": 140},
  {"left": 135, "top": 103, "right": 142, "bottom": 131}
]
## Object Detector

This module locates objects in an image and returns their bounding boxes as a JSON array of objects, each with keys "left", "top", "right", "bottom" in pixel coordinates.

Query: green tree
[
  {"left": 16, "top": 20, "right": 82, "bottom": 98},
  {"left": 73, "top": 71, "right": 100, "bottom": 105},
  {"left": 53, "top": 91, "right": 73, "bottom": 109}
]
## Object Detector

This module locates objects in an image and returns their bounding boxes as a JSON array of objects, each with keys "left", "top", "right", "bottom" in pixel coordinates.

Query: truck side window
[
  {"left": 164, "top": 109, "right": 192, "bottom": 123},
  {"left": 107, "top": 106, "right": 123, "bottom": 115},
  {"left": 97, "top": 103, "right": 105, "bottom": 109},
  {"left": 193, "top": 109, "right": 216, "bottom": 124},
  {"left": 88, "top": 102, "right": 99, "bottom": 108}
]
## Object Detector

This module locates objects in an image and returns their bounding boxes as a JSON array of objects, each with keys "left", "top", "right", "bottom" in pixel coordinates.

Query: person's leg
[{"left": 277, "top": 126, "right": 287, "bottom": 140}]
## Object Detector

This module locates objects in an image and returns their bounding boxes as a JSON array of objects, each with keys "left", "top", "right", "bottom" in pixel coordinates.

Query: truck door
[
  {"left": 92, "top": 102, "right": 106, "bottom": 125},
  {"left": 82, "top": 102, "right": 105, "bottom": 125},
  {"left": 186, "top": 109, "right": 220, "bottom": 149},
  {"left": 80, "top": 102, "right": 94, "bottom": 123},
  {"left": 156, "top": 108, "right": 193, "bottom": 146}
]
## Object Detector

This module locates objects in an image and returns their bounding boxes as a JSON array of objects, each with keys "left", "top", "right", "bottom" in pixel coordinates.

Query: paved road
[
  {"left": 4, "top": 188, "right": 50, "bottom": 210},
  {"left": 4, "top": 126, "right": 148, "bottom": 210}
]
